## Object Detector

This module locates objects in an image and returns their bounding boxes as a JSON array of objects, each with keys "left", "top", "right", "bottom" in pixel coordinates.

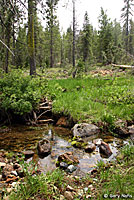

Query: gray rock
[
  {"left": 59, "top": 162, "right": 68, "bottom": 170},
  {"left": 67, "top": 165, "right": 77, "bottom": 173},
  {"left": 93, "top": 138, "right": 102, "bottom": 146},
  {"left": 37, "top": 138, "right": 51, "bottom": 157},
  {"left": 72, "top": 123, "right": 99, "bottom": 138},
  {"left": 84, "top": 143, "right": 96, "bottom": 153}
]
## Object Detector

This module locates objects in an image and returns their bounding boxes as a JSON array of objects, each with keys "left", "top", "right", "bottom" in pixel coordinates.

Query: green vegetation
[
  {"left": 1, "top": 68, "right": 134, "bottom": 130},
  {"left": 9, "top": 159, "right": 64, "bottom": 200},
  {"left": 0, "top": 70, "right": 47, "bottom": 115},
  {"left": 47, "top": 74, "right": 134, "bottom": 125},
  {"left": 93, "top": 144, "right": 134, "bottom": 199}
]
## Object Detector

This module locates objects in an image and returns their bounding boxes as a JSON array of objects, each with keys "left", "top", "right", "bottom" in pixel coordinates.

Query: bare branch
[{"left": 0, "top": 39, "right": 15, "bottom": 56}]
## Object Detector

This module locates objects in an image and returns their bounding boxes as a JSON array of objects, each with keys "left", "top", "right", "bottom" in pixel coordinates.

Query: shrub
[{"left": 0, "top": 70, "right": 47, "bottom": 115}]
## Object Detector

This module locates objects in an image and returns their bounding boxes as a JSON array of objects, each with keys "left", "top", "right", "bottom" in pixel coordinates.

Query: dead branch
[{"left": 112, "top": 64, "right": 134, "bottom": 68}]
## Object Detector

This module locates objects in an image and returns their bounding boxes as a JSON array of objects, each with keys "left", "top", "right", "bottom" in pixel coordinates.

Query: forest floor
[{"left": 1, "top": 65, "right": 134, "bottom": 199}]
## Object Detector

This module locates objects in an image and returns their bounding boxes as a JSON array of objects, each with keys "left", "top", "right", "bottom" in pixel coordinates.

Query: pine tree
[
  {"left": 81, "top": 11, "right": 93, "bottom": 65},
  {"left": 121, "top": 0, "right": 134, "bottom": 52},
  {"left": 46, "top": 0, "right": 59, "bottom": 68},
  {"left": 98, "top": 8, "right": 114, "bottom": 64},
  {"left": 28, "top": 0, "right": 36, "bottom": 75},
  {"left": 128, "top": 19, "right": 134, "bottom": 55}
]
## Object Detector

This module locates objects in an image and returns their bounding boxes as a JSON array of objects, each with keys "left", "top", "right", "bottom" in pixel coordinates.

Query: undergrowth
[{"left": 0, "top": 70, "right": 47, "bottom": 115}]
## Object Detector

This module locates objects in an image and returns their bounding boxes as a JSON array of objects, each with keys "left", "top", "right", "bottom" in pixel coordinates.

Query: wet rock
[
  {"left": 37, "top": 138, "right": 51, "bottom": 157},
  {"left": 71, "top": 137, "right": 87, "bottom": 148},
  {"left": 64, "top": 191, "right": 74, "bottom": 200},
  {"left": 93, "top": 138, "right": 102, "bottom": 146},
  {"left": 58, "top": 152, "right": 79, "bottom": 165},
  {"left": 99, "top": 141, "right": 112, "bottom": 157},
  {"left": 72, "top": 123, "right": 99, "bottom": 138},
  {"left": 84, "top": 143, "right": 96, "bottom": 153},
  {"left": 67, "top": 165, "right": 77, "bottom": 173},
  {"left": 59, "top": 162, "right": 68, "bottom": 170},
  {"left": 23, "top": 150, "right": 35, "bottom": 159}
]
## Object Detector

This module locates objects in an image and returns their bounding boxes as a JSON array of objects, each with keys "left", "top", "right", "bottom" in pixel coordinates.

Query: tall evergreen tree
[
  {"left": 28, "top": 0, "right": 36, "bottom": 75},
  {"left": 98, "top": 8, "right": 114, "bottom": 64},
  {"left": 128, "top": 19, "right": 134, "bottom": 55},
  {"left": 46, "top": 0, "right": 59, "bottom": 68},
  {"left": 121, "top": 0, "right": 134, "bottom": 52},
  {"left": 81, "top": 11, "right": 93, "bottom": 65}
]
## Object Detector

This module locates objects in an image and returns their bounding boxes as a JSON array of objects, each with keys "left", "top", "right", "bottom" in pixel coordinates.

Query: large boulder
[
  {"left": 37, "top": 138, "right": 51, "bottom": 157},
  {"left": 72, "top": 123, "right": 99, "bottom": 138}
]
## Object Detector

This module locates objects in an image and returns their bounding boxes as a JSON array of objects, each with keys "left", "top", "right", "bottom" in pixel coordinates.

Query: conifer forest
[{"left": 0, "top": 0, "right": 134, "bottom": 199}]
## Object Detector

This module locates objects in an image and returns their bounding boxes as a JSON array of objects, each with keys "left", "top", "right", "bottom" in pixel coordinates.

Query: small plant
[
  {"left": 121, "top": 144, "right": 134, "bottom": 159},
  {"left": 97, "top": 160, "right": 106, "bottom": 170}
]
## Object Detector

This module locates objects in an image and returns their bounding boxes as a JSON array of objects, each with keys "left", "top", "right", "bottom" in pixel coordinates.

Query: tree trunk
[
  {"left": 72, "top": 0, "right": 75, "bottom": 68},
  {"left": 50, "top": 24, "right": 54, "bottom": 68},
  {"left": 4, "top": 23, "right": 11, "bottom": 73},
  {"left": 28, "top": 0, "right": 36, "bottom": 76}
]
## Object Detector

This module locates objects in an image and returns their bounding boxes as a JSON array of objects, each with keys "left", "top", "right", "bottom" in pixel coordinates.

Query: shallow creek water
[{"left": 0, "top": 125, "right": 128, "bottom": 176}]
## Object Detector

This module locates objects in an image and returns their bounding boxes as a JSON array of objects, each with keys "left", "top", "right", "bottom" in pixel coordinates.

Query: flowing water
[{"left": 0, "top": 125, "right": 128, "bottom": 176}]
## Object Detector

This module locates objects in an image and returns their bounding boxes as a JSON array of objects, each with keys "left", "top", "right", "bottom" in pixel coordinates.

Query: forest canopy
[{"left": 0, "top": 0, "right": 134, "bottom": 75}]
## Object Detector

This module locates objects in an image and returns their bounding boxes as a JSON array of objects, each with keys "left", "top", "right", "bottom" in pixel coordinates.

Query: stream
[{"left": 0, "top": 125, "right": 128, "bottom": 177}]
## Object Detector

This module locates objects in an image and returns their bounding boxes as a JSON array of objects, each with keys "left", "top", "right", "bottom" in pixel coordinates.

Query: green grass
[
  {"left": 47, "top": 75, "right": 134, "bottom": 124},
  {"left": 93, "top": 144, "right": 134, "bottom": 199},
  {"left": 8, "top": 165, "right": 64, "bottom": 200}
]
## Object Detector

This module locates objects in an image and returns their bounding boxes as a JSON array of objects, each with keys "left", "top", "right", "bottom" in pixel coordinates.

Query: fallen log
[{"left": 112, "top": 64, "right": 134, "bottom": 68}]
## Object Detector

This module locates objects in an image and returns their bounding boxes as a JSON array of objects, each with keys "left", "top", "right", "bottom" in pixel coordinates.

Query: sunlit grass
[{"left": 47, "top": 75, "right": 134, "bottom": 124}]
